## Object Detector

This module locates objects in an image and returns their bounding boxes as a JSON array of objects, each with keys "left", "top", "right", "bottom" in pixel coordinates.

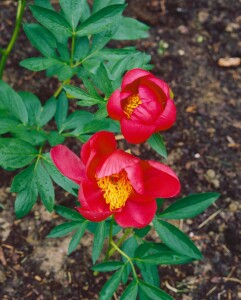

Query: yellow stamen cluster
[
  {"left": 97, "top": 171, "right": 132, "bottom": 211},
  {"left": 123, "top": 94, "right": 142, "bottom": 119}
]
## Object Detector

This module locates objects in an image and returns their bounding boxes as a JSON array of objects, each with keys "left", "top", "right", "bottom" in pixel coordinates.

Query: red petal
[
  {"left": 96, "top": 150, "right": 139, "bottom": 178},
  {"left": 142, "top": 161, "right": 181, "bottom": 198},
  {"left": 125, "top": 163, "right": 144, "bottom": 194},
  {"left": 107, "top": 90, "right": 123, "bottom": 120},
  {"left": 145, "top": 75, "right": 170, "bottom": 98},
  {"left": 114, "top": 198, "right": 157, "bottom": 228},
  {"left": 122, "top": 68, "right": 150, "bottom": 90},
  {"left": 120, "top": 118, "right": 155, "bottom": 144},
  {"left": 80, "top": 179, "right": 110, "bottom": 212},
  {"left": 50, "top": 145, "right": 85, "bottom": 184},
  {"left": 76, "top": 207, "right": 112, "bottom": 222},
  {"left": 81, "top": 131, "right": 116, "bottom": 164},
  {"left": 155, "top": 98, "right": 176, "bottom": 131}
]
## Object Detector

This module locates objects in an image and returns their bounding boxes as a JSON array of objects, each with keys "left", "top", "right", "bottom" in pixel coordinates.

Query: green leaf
[
  {"left": 153, "top": 218, "right": 202, "bottom": 260},
  {"left": 47, "top": 221, "right": 83, "bottom": 238},
  {"left": 42, "top": 153, "right": 79, "bottom": 196},
  {"left": 94, "top": 63, "right": 113, "bottom": 97},
  {"left": 83, "top": 118, "right": 120, "bottom": 134},
  {"left": 139, "top": 280, "right": 173, "bottom": 300},
  {"left": 120, "top": 280, "right": 138, "bottom": 300},
  {"left": 90, "top": 29, "right": 117, "bottom": 55},
  {"left": 92, "top": 221, "right": 106, "bottom": 264},
  {"left": 12, "top": 128, "right": 47, "bottom": 146},
  {"left": 29, "top": 5, "right": 72, "bottom": 42},
  {"left": 0, "top": 80, "right": 28, "bottom": 124},
  {"left": 147, "top": 133, "right": 167, "bottom": 159},
  {"left": 20, "top": 57, "right": 58, "bottom": 71},
  {"left": 76, "top": 4, "right": 126, "bottom": 37},
  {"left": 54, "top": 65, "right": 73, "bottom": 81},
  {"left": 79, "top": 0, "right": 91, "bottom": 22},
  {"left": 159, "top": 193, "right": 220, "bottom": 219},
  {"left": 38, "top": 97, "right": 56, "bottom": 126},
  {"left": 64, "top": 85, "right": 102, "bottom": 102},
  {"left": 54, "top": 205, "right": 85, "bottom": 221},
  {"left": 34, "top": 0, "right": 53, "bottom": 10},
  {"left": 113, "top": 17, "right": 149, "bottom": 40},
  {"left": 0, "top": 116, "right": 20, "bottom": 134},
  {"left": 47, "top": 131, "right": 65, "bottom": 146},
  {"left": 93, "top": 0, "right": 125, "bottom": 13},
  {"left": 15, "top": 185, "right": 38, "bottom": 219},
  {"left": 13, "top": 164, "right": 38, "bottom": 218},
  {"left": 61, "top": 110, "right": 95, "bottom": 133},
  {"left": 36, "top": 162, "right": 55, "bottom": 212},
  {"left": 23, "top": 23, "right": 57, "bottom": 58},
  {"left": 18, "top": 91, "right": 42, "bottom": 126},
  {"left": 68, "top": 221, "right": 88, "bottom": 255},
  {"left": 55, "top": 92, "right": 69, "bottom": 131},
  {"left": 56, "top": 42, "right": 70, "bottom": 62},
  {"left": 11, "top": 164, "right": 35, "bottom": 192},
  {"left": 134, "top": 226, "right": 151, "bottom": 238},
  {"left": 92, "top": 261, "right": 124, "bottom": 272},
  {"left": 99, "top": 269, "right": 123, "bottom": 300},
  {"left": 121, "top": 262, "right": 130, "bottom": 285},
  {"left": 0, "top": 139, "right": 37, "bottom": 169},
  {"left": 74, "top": 36, "right": 89, "bottom": 61},
  {"left": 59, "top": 0, "right": 83, "bottom": 30},
  {"left": 140, "top": 264, "right": 159, "bottom": 288}
]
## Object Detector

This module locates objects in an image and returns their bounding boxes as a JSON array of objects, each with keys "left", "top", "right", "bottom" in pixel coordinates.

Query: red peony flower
[
  {"left": 50, "top": 131, "right": 180, "bottom": 228},
  {"left": 107, "top": 68, "right": 176, "bottom": 144}
]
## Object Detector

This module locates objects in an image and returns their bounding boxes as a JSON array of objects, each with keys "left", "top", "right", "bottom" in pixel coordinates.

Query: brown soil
[{"left": 0, "top": 0, "right": 241, "bottom": 299}]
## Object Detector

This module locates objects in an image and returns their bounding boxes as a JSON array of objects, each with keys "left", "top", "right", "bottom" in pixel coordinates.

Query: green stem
[
  {"left": 0, "top": 0, "right": 26, "bottom": 79},
  {"left": 53, "top": 78, "right": 70, "bottom": 98},
  {"left": 104, "top": 216, "right": 114, "bottom": 261},
  {"left": 110, "top": 240, "right": 138, "bottom": 280},
  {"left": 108, "top": 228, "right": 132, "bottom": 258}
]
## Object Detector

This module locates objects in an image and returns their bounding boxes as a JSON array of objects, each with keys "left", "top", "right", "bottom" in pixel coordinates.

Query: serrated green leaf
[
  {"left": 55, "top": 92, "right": 69, "bottom": 131},
  {"left": 92, "top": 221, "right": 106, "bottom": 264},
  {"left": 147, "top": 133, "right": 167, "bottom": 159},
  {"left": 113, "top": 17, "right": 149, "bottom": 40},
  {"left": 42, "top": 153, "right": 79, "bottom": 196},
  {"left": 76, "top": 4, "right": 126, "bottom": 37},
  {"left": 59, "top": 0, "right": 84, "bottom": 30},
  {"left": 38, "top": 97, "right": 56, "bottom": 126},
  {"left": 120, "top": 280, "right": 138, "bottom": 300},
  {"left": 54, "top": 205, "right": 84, "bottom": 221},
  {"left": 92, "top": 261, "right": 124, "bottom": 272},
  {"left": 139, "top": 280, "right": 173, "bottom": 300},
  {"left": 20, "top": 57, "right": 58, "bottom": 71},
  {"left": 68, "top": 221, "right": 88, "bottom": 255},
  {"left": 0, "top": 80, "right": 28, "bottom": 123},
  {"left": 159, "top": 193, "right": 220, "bottom": 219},
  {"left": 153, "top": 218, "right": 202, "bottom": 260},
  {"left": 99, "top": 268, "right": 123, "bottom": 300},
  {"left": 47, "top": 221, "right": 83, "bottom": 238},
  {"left": 36, "top": 162, "right": 55, "bottom": 212},
  {"left": 29, "top": 5, "right": 72, "bottom": 42},
  {"left": 0, "top": 139, "right": 37, "bottom": 169},
  {"left": 23, "top": 23, "right": 57, "bottom": 58},
  {"left": 18, "top": 91, "right": 42, "bottom": 126}
]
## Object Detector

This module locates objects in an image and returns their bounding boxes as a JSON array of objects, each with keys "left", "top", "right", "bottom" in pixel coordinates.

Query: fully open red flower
[
  {"left": 107, "top": 68, "right": 176, "bottom": 144},
  {"left": 50, "top": 131, "right": 180, "bottom": 228}
]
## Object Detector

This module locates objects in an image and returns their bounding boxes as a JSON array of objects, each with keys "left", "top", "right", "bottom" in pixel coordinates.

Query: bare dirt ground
[{"left": 0, "top": 0, "right": 241, "bottom": 299}]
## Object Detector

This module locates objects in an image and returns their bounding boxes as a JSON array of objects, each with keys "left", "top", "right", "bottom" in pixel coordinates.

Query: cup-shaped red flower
[
  {"left": 50, "top": 131, "right": 180, "bottom": 228},
  {"left": 107, "top": 68, "right": 176, "bottom": 144}
]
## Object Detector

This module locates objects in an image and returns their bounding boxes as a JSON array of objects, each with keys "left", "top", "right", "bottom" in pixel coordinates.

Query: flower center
[
  {"left": 97, "top": 171, "right": 132, "bottom": 211},
  {"left": 123, "top": 94, "right": 142, "bottom": 119}
]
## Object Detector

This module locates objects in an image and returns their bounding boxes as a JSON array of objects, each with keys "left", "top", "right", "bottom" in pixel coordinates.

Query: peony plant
[{"left": 0, "top": 0, "right": 219, "bottom": 299}]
